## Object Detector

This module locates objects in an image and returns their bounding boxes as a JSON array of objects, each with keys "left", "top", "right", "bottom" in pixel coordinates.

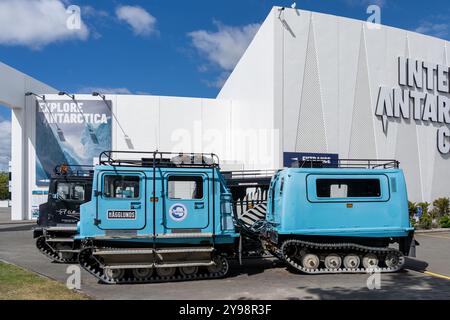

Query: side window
[
  {"left": 73, "top": 185, "right": 85, "bottom": 201},
  {"left": 316, "top": 179, "right": 381, "bottom": 198},
  {"left": 55, "top": 183, "right": 85, "bottom": 201},
  {"left": 168, "top": 176, "right": 203, "bottom": 200},
  {"left": 56, "top": 183, "right": 70, "bottom": 200},
  {"left": 104, "top": 175, "right": 140, "bottom": 199}
]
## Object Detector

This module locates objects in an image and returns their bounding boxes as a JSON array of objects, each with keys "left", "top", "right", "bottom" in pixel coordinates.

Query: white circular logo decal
[{"left": 169, "top": 203, "right": 188, "bottom": 222}]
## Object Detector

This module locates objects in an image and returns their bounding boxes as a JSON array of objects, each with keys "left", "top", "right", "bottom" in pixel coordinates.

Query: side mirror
[{"left": 51, "top": 193, "right": 58, "bottom": 200}]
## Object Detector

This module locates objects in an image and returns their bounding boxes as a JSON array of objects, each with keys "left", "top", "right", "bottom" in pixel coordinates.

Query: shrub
[
  {"left": 439, "top": 215, "right": 450, "bottom": 228},
  {"left": 418, "top": 213, "right": 432, "bottom": 229},
  {"left": 408, "top": 201, "right": 417, "bottom": 218},
  {"left": 417, "top": 202, "right": 430, "bottom": 216}
]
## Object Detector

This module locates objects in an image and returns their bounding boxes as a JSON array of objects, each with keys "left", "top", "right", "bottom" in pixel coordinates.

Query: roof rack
[
  {"left": 99, "top": 151, "right": 220, "bottom": 168},
  {"left": 292, "top": 159, "right": 400, "bottom": 169},
  {"left": 54, "top": 164, "right": 94, "bottom": 177}
]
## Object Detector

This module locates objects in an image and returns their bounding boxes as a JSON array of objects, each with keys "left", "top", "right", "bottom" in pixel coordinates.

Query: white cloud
[
  {"left": 0, "top": 120, "right": 11, "bottom": 172},
  {"left": 188, "top": 21, "right": 260, "bottom": 72},
  {"left": 203, "top": 72, "right": 230, "bottom": 89},
  {"left": 0, "top": 0, "right": 89, "bottom": 49},
  {"left": 116, "top": 5, "right": 157, "bottom": 36},
  {"left": 77, "top": 87, "right": 133, "bottom": 95},
  {"left": 415, "top": 21, "right": 450, "bottom": 39}
]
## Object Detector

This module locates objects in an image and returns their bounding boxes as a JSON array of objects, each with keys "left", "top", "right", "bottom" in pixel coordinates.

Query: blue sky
[{"left": 0, "top": 0, "right": 450, "bottom": 169}]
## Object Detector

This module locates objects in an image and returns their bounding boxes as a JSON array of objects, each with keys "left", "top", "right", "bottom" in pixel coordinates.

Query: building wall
[
  {"left": 6, "top": 7, "right": 450, "bottom": 219},
  {"left": 268, "top": 8, "right": 450, "bottom": 202},
  {"left": 0, "top": 62, "right": 58, "bottom": 220},
  {"left": 27, "top": 94, "right": 241, "bottom": 219},
  {"left": 218, "top": 8, "right": 279, "bottom": 170}
]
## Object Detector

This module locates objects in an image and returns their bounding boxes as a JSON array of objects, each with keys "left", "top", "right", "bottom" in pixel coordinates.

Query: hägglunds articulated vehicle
[
  {"left": 74, "top": 152, "right": 415, "bottom": 284},
  {"left": 34, "top": 164, "right": 93, "bottom": 263}
]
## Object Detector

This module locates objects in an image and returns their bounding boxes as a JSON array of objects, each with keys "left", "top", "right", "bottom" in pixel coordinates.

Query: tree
[
  {"left": 432, "top": 197, "right": 450, "bottom": 218},
  {"left": 0, "top": 172, "right": 9, "bottom": 200}
]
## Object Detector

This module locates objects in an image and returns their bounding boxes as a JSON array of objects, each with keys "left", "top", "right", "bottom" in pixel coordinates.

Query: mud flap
[{"left": 409, "top": 238, "right": 419, "bottom": 258}]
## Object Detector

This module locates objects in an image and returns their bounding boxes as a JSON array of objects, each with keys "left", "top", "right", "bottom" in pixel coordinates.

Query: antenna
[
  {"left": 59, "top": 92, "right": 99, "bottom": 144},
  {"left": 92, "top": 92, "right": 134, "bottom": 150},
  {"left": 26, "top": 92, "right": 66, "bottom": 142}
]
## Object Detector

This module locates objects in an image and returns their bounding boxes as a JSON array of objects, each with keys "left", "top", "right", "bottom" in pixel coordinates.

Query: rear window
[{"left": 316, "top": 179, "right": 381, "bottom": 198}]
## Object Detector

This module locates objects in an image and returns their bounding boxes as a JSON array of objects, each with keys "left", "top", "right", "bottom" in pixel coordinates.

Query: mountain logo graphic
[{"left": 169, "top": 204, "right": 188, "bottom": 222}]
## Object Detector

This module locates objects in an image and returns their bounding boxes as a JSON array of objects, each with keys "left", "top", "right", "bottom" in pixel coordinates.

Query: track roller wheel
[
  {"left": 362, "top": 253, "right": 379, "bottom": 269},
  {"left": 324, "top": 254, "right": 342, "bottom": 269},
  {"left": 132, "top": 268, "right": 153, "bottom": 279},
  {"left": 156, "top": 267, "right": 176, "bottom": 277},
  {"left": 384, "top": 253, "right": 399, "bottom": 268},
  {"left": 301, "top": 254, "right": 320, "bottom": 270},
  {"left": 343, "top": 254, "right": 360, "bottom": 270},
  {"left": 207, "top": 256, "right": 229, "bottom": 275},
  {"left": 179, "top": 266, "right": 198, "bottom": 276},
  {"left": 104, "top": 268, "right": 125, "bottom": 281}
]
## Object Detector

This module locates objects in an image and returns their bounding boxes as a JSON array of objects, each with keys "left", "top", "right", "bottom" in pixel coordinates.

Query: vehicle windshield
[{"left": 56, "top": 182, "right": 86, "bottom": 201}]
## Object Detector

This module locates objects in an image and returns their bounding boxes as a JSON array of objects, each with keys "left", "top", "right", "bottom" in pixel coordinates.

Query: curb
[{"left": 415, "top": 228, "right": 450, "bottom": 233}]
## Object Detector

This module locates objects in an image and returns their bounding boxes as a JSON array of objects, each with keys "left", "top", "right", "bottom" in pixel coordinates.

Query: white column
[{"left": 11, "top": 107, "right": 28, "bottom": 220}]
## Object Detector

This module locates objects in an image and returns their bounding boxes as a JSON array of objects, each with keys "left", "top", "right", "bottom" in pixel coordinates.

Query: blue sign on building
[{"left": 283, "top": 152, "right": 339, "bottom": 168}]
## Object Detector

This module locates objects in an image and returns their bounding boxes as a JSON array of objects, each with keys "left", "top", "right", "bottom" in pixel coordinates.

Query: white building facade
[{"left": 1, "top": 7, "right": 449, "bottom": 220}]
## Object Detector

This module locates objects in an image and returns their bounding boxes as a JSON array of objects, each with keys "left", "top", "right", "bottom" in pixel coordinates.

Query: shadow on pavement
[
  {"left": 0, "top": 225, "right": 34, "bottom": 233},
  {"left": 228, "top": 257, "right": 284, "bottom": 278},
  {"left": 298, "top": 270, "right": 450, "bottom": 299}
]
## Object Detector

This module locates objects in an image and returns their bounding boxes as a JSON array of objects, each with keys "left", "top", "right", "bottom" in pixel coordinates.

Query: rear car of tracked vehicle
[
  {"left": 261, "top": 159, "right": 415, "bottom": 274},
  {"left": 76, "top": 151, "right": 239, "bottom": 284},
  {"left": 33, "top": 164, "right": 93, "bottom": 263}
]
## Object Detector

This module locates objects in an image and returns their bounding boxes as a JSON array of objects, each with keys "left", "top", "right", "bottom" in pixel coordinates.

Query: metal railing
[
  {"left": 293, "top": 159, "right": 400, "bottom": 169},
  {"left": 98, "top": 151, "right": 220, "bottom": 168},
  {"left": 53, "top": 164, "right": 94, "bottom": 177}
]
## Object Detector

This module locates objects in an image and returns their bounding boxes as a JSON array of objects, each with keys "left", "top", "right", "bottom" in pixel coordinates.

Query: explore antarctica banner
[{"left": 35, "top": 100, "right": 112, "bottom": 186}]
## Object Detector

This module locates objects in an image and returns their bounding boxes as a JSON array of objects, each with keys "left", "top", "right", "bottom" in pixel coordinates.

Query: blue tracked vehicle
[
  {"left": 260, "top": 159, "right": 415, "bottom": 274},
  {"left": 76, "top": 153, "right": 415, "bottom": 284},
  {"left": 76, "top": 151, "right": 242, "bottom": 283}
]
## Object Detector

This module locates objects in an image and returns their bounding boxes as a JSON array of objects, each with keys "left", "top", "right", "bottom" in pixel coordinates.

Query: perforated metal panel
[
  {"left": 295, "top": 18, "right": 327, "bottom": 153},
  {"left": 349, "top": 29, "right": 377, "bottom": 159}
]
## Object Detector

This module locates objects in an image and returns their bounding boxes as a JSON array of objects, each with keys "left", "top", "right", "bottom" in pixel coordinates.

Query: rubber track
[
  {"left": 36, "top": 236, "right": 78, "bottom": 264},
  {"left": 78, "top": 247, "right": 230, "bottom": 284},
  {"left": 281, "top": 239, "right": 405, "bottom": 274}
]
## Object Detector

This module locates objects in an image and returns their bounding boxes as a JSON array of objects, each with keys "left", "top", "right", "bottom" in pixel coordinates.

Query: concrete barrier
[{"left": 0, "top": 200, "right": 11, "bottom": 208}]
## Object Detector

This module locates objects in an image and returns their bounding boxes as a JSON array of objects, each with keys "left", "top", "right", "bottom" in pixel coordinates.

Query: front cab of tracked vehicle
[
  {"left": 76, "top": 152, "right": 239, "bottom": 251},
  {"left": 77, "top": 159, "right": 237, "bottom": 245},
  {"left": 265, "top": 161, "right": 415, "bottom": 256}
]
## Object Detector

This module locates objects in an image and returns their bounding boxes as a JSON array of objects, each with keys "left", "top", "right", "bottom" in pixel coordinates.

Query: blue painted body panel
[
  {"left": 266, "top": 168, "right": 413, "bottom": 238},
  {"left": 77, "top": 165, "right": 238, "bottom": 244}
]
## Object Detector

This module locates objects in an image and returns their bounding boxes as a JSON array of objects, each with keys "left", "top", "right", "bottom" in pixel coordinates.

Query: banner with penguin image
[{"left": 35, "top": 99, "right": 112, "bottom": 185}]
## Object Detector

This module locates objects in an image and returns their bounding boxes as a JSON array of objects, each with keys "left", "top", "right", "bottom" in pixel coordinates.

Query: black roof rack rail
[
  {"left": 99, "top": 151, "right": 220, "bottom": 168},
  {"left": 53, "top": 164, "right": 94, "bottom": 177},
  {"left": 222, "top": 170, "right": 277, "bottom": 187},
  {"left": 292, "top": 159, "right": 400, "bottom": 169}
]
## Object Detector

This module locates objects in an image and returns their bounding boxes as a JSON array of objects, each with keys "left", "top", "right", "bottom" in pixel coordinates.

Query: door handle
[
  {"left": 131, "top": 202, "right": 141, "bottom": 209},
  {"left": 195, "top": 202, "right": 204, "bottom": 209}
]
